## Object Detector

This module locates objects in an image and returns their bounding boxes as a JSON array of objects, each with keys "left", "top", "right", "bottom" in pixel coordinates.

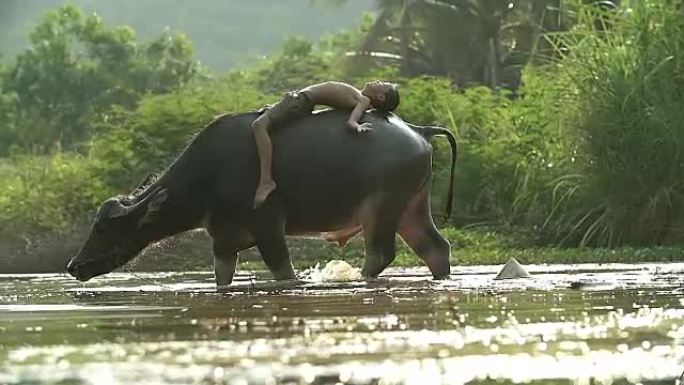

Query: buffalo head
[{"left": 66, "top": 188, "right": 168, "bottom": 281}]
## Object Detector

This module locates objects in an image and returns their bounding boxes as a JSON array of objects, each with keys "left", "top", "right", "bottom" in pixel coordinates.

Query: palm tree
[{"left": 327, "top": 0, "right": 567, "bottom": 88}]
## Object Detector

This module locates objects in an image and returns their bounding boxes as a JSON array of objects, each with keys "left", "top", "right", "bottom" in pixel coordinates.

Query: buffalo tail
[{"left": 415, "top": 125, "right": 458, "bottom": 219}]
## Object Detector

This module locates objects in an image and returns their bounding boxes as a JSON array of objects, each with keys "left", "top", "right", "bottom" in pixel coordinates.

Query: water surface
[{"left": 1, "top": 263, "right": 683, "bottom": 384}]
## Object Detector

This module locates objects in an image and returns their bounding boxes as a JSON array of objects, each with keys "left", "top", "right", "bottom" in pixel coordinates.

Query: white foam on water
[{"left": 302, "top": 260, "right": 363, "bottom": 282}]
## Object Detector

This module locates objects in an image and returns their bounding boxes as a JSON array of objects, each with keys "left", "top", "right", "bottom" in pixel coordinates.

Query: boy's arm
[{"left": 346, "top": 96, "right": 372, "bottom": 132}]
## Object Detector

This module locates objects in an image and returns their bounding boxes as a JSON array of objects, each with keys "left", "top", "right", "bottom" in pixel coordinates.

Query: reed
[{"left": 542, "top": 0, "right": 684, "bottom": 246}]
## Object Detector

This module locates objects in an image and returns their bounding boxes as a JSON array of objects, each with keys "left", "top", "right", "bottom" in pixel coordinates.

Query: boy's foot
[{"left": 254, "top": 180, "right": 277, "bottom": 208}]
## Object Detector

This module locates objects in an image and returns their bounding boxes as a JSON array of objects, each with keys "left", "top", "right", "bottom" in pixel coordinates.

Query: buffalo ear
[{"left": 137, "top": 188, "right": 169, "bottom": 228}]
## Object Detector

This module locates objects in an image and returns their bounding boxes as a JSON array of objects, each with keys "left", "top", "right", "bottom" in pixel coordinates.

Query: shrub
[{"left": 543, "top": 0, "right": 684, "bottom": 246}]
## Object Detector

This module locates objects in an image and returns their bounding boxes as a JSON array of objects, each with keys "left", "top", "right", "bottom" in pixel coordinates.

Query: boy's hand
[
  {"left": 356, "top": 122, "right": 373, "bottom": 132},
  {"left": 347, "top": 121, "right": 373, "bottom": 133}
]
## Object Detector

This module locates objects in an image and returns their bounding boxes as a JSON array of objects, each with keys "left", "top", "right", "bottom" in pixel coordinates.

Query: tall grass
[{"left": 543, "top": 0, "right": 684, "bottom": 246}]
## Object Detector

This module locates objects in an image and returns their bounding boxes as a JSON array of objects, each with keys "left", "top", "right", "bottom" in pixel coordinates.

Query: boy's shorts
[{"left": 265, "top": 91, "right": 315, "bottom": 127}]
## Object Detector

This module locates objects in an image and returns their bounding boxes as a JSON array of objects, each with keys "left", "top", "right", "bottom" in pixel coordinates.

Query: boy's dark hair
[{"left": 372, "top": 84, "right": 400, "bottom": 112}]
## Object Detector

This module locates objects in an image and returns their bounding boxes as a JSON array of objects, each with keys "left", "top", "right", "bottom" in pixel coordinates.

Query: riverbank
[
  {"left": 240, "top": 244, "right": 684, "bottom": 273},
  {"left": 134, "top": 227, "right": 684, "bottom": 273},
  {"left": 3, "top": 227, "right": 683, "bottom": 274}
]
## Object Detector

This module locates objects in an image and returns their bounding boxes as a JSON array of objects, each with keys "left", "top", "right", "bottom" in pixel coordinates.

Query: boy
[{"left": 251, "top": 80, "right": 400, "bottom": 208}]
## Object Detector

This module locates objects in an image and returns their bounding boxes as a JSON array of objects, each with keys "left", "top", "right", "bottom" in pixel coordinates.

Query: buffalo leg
[
  {"left": 252, "top": 200, "right": 296, "bottom": 280},
  {"left": 359, "top": 197, "right": 404, "bottom": 278},
  {"left": 209, "top": 224, "right": 255, "bottom": 289},
  {"left": 398, "top": 188, "right": 451, "bottom": 279}
]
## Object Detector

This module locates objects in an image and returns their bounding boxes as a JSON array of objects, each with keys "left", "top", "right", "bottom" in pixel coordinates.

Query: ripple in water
[{"left": 0, "top": 263, "right": 683, "bottom": 384}]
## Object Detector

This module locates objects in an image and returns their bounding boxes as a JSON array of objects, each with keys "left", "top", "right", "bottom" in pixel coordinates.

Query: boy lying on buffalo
[{"left": 251, "top": 80, "right": 400, "bottom": 208}]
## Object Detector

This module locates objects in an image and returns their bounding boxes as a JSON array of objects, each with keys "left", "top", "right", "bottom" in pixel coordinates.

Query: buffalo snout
[{"left": 66, "top": 257, "right": 97, "bottom": 282}]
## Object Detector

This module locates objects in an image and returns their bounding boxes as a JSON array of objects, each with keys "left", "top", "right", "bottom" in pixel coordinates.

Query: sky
[{"left": 0, "top": 0, "right": 375, "bottom": 69}]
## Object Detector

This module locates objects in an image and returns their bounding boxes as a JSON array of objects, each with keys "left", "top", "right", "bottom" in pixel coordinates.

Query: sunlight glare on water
[{"left": 0, "top": 263, "right": 683, "bottom": 384}]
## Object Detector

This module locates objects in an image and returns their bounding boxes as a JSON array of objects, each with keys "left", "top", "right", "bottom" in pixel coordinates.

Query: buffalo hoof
[
  {"left": 216, "top": 285, "right": 234, "bottom": 293},
  {"left": 432, "top": 273, "right": 451, "bottom": 280}
]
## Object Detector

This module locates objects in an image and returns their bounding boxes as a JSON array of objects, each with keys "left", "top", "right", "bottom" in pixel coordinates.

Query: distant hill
[{"left": 0, "top": 0, "right": 375, "bottom": 70}]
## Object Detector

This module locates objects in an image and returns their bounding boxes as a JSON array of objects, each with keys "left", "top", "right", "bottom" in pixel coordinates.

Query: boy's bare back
[
  {"left": 250, "top": 80, "right": 399, "bottom": 207},
  {"left": 301, "top": 81, "right": 367, "bottom": 111}
]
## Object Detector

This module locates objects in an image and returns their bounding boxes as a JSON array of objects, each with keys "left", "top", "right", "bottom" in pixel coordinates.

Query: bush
[
  {"left": 542, "top": 0, "right": 684, "bottom": 246},
  {"left": 0, "top": 153, "right": 109, "bottom": 236},
  {"left": 0, "top": 152, "right": 112, "bottom": 272},
  {"left": 394, "top": 74, "right": 575, "bottom": 237},
  {"left": 89, "top": 74, "right": 275, "bottom": 189}
]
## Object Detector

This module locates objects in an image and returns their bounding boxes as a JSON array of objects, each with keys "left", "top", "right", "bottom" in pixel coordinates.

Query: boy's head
[{"left": 362, "top": 81, "right": 400, "bottom": 112}]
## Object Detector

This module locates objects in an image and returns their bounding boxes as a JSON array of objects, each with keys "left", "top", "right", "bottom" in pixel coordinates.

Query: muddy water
[{"left": 1, "top": 263, "right": 683, "bottom": 385}]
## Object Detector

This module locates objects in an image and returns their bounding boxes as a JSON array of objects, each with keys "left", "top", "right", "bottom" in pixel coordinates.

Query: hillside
[{"left": 0, "top": 0, "right": 374, "bottom": 69}]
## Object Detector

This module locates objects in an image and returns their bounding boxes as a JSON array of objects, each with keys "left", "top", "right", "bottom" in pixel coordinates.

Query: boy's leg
[{"left": 252, "top": 113, "right": 277, "bottom": 208}]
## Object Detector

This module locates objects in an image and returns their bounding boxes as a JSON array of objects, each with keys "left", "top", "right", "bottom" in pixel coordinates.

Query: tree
[
  {"left": 343, "top": 0, "right": 567, "bottom": 88},
  {"left": 1, "top": 5, "right": 201, "bottom": 154},
  {"left": 0, "top": 57, "right": 16, "bottom": 154},
  {"left": 256, "top": 37, "right": 335, "bottom": 93}
]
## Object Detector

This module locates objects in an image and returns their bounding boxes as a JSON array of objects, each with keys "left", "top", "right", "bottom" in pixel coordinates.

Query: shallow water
[{"left": 1, "top": 263, "right": 683, "bottom": 385}]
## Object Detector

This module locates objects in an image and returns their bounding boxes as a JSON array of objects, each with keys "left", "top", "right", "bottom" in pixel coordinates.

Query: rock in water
[{"left": 494, "top": 258, "right": 531, "bottom": 280}]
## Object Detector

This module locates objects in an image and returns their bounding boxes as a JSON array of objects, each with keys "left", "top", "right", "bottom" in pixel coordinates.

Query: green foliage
[
  {"left": 0, "top": 58, "right": 15, "bottom": 154},
  {"left": 393, "top": 74, "right": 574, "bottom": 234},
  {"left": 346, "top": 0, "right": 567, "bottom": 88},
  {"left": 90, "top": 74, "right": 274, "bottom": 190},
  {"left": 1, "top": 5, "right": 200, "bottom": 154},
  {"left": 256, "top": 37, "right": 336, "bottom": 93},
  {"left": 3, "top": 2, "right": 684, "bottom": 273},
  {"left": 541, "top": 0, "right": 684, "bottom": 246},
  {"left": 253, "top": 24, "right": 371, "bottom": 93},
  {"left": 0, "top": 152, "right": 109, "bottom": 238}
]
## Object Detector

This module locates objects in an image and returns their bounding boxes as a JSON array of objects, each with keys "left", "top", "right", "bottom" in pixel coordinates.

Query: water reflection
[{"left": 0, "top": 263, "right": 683, "bottom": 384}]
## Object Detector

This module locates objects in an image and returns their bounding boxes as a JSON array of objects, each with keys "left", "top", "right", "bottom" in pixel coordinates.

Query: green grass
[{"left": 539, "top": 0, "right": 684, "bottom": 246}]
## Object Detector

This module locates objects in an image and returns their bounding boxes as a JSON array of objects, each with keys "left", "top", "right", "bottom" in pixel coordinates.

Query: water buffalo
[{"left": 66, "top": 109, "right": 457, "bottom": 288}]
